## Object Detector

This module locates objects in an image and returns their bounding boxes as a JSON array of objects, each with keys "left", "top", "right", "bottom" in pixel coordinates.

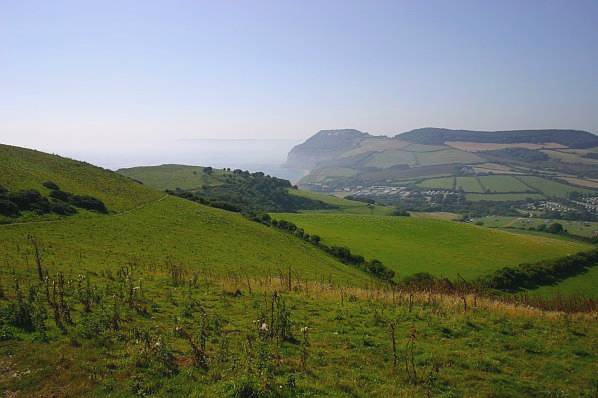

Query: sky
[{"left": 1, "top": 0, "right": 598, "bottom": 157}]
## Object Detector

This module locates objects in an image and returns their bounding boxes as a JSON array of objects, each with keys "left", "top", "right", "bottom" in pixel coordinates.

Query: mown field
[
  {"left": 269, "top": 214, "right": 592, "bottom": 281},
  {"left": 1, "top": 267, "right": 596, "bottom": 397}
]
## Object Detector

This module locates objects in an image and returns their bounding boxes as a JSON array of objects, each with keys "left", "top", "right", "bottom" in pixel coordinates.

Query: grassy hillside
[
  {"left": 288, "top": 189, "right": 393, "bottom": 215},
  {"left": 269, "top": 213, "right": 592, "bottom": 281},
  {"left": 2, "top": 268, "right": 596, "bottom": 397},
  {"left": 0, "top": 145, "right": 370, "bottom": 285},
  {"left": 118, "top": 164, "right": 221, "bottom": 191},
  {"left": 119, "top": 164, "right": 335, "bottom": 213},
  {"left": 0, "top": 144, "right": 162, "bottom": 212},
  {"left": 0, "top": 196, "right": 370, "bottom": 284}
]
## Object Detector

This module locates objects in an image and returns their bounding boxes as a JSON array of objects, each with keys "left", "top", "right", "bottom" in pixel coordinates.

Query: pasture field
[
  {"left": 541, "top": 149, "right": 598, "bottom": 165},
  {"left": 0, "top": 196, "right": 370, "bottom": 285},
  {"left": 517, "top": 175, "right": 594, "bottom": 198},
  {"left": 270, "top": 213, "right": 591, "bottom": 281},
  {"left": 401, "top": 143, "right": 448, "bottom": 152},
  {"left": 2, "top": 267, "right": 596, "bottom": 397},
  {"left": 526, "top": 266, "right": 598, "bottom": 297},
  {"left": 473, "top": 216, "right": 598, "bottom": 238},
  {"left": 288, "top": 189, "right": 393, "bottom": 215},
  {"left": 456, "top": 177, "right": 484, "bottom": 192},
  {"left": 118, "top": 164, "right": 223, "bottom": 191},
  {"left": 364, "top": 150, "right": 416, "bottom": 168},
  {"left": 414, "top": 148, "right": 483, "bottom": 166},
  {"left": 465, "top": 193, "right": 545, "bottom": 201},
  {"left": 415, "top": 176, "right": 454, "bottom": 190},
  {"left": 477, "top": 175, "right": 531, "bottom": 193}
]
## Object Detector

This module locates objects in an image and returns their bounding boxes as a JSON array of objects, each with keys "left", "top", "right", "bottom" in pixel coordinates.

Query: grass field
[
  {"left": 118, "top": 164, "right": 222, "bottom": 191},
  {"left": 478, "top": 175, "right": 532, "bottom": 193},
  {"left": 473, "top": 216, "right": 598, "bottom": 238},
  {"left": 414, "top": 148, "right": 483, "bottom": 166},
  {"left": 526, "top": 266, "right": 598, "bottom": 297},
  {"left": 288, "top": 189, "right": 393, "bottom": 215},
  {"left": 465, "top": 193, "right": 545, "bottom": 201},
  {"left": 364, "top": 150, "right": 416, "bottom": 168},
  {"left": 0, "top": 196, "right": 370, "bottom": 285},
  {"left": 0, "top": 144, "right": 371, "bottom": 285},
  {"left": 269, "top": 214, "right": 591, "bottom": 281},
  {"left": 416, "top": 176, "right": 454, "bottom": 190},
  {"left": 517, "top": 176, "right": 593, "bottom": 198},
  {"left": 456, "top": 177, "right": 484, "bottom": 193}
]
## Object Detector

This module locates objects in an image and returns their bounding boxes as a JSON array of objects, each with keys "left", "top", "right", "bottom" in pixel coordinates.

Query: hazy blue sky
[{"left": 2, "top": 0, "right": 598, "bottom": 151}]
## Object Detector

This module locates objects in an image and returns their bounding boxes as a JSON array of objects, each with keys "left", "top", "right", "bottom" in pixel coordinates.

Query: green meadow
[{"left": 270, "top": 213, "right": 592, "bottom": 281}]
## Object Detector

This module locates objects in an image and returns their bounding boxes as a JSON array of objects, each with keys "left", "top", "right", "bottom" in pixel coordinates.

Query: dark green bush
[
  {"left": 69, "top": 195, "right": 108, "bottom": 213},
  {"left": 0, "top": 199, "right": 19, "bottom": 217},
  {"left": 8, "top": 190, "right": 50, "bottom": 214},
  {"left": 42, "top": 181, "right": 60, "bottom": 190}
]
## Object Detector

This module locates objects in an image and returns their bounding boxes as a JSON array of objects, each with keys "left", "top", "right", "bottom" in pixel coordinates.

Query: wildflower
[{"left": 260, "top": 322, "right": 269, "bottom": 332}]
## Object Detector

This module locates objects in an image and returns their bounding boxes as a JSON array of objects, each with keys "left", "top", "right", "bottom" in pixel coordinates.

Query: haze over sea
[{"left": 39, "top": 138, "right": 305, "bottom": 182}]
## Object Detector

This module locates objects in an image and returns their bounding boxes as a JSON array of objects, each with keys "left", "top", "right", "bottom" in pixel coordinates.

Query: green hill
[
  {"left": 118, "top": 164, "right": 335, "bottom": 213},
  {"left": 0, "top": 144, "right": 370, "bottom": 285},
  {"left": 0, "top": 144, "right": 162, "bottom": 213},
  {"left": 287, "top": 129, "right": 598, "bottom": 199},
  {"left": 1, "top": 144, "right": 596, "bottom": 397},
  {"left": 269, "top": 213, "right": 593, "bottom": 283}
]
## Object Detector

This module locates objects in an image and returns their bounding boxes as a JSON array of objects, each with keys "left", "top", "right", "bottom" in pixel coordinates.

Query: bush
[
  {"left": 8, "top": 190, "right": 50, "bottom": 213},
  {"left": 42, "top": 181, "right": 60, "bottom": 190},
  {"left": 49, "top": 189, "right": 71, "bottom": 202},
  {"left": 50, "top": 199, "right": 77, "bottom": 215},
  {"left": 0, "top": 199, "right": 19, "bottom": 217},
  {"left": 69, "top": 195, "right": 108, "bottom": 213}
]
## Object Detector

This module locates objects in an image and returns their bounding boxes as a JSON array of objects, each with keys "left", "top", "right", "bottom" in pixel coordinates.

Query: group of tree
[
  {"left": 167, "top": 169, "right": 336, "bottom": 214},
  {"left": 0, "top": 181, "right": 107, "bottom": 218}
]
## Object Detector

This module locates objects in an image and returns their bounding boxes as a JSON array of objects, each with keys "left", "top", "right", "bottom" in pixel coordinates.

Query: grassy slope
[
  {"left": 2, "top": 274, "right": 596, "bottom": 397},
  {"left": 117, "top": 164, "right": 220, "bottom": 191},
  {"left": 0, "top": 144, "right": 162, "bottom": 212},
  {"left": 269, "top": 214, "right": 592, "bottom": 280},
  {"left": 0, "top": 144, "right": 370, "bottom": 285},
  {"left": 0, "top": 196, "right": 369, "bottom": 285},
  {"left": 288, "top": 189, "right": 393, "bottom": 215},
  {"left": 526, "top": 266, "right": 598, "bottom": 297}
]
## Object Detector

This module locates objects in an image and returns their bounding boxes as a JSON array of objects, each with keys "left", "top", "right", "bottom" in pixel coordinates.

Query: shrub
[
  {"left": 49, "top": 199, "right": 77, "bottom": 215},
  {"left": 0, "top": 199, "right": 19, "bottom": 217},
  {"left": 42, "top": 181, "right": 60, "bottom": 190},
  {"left": 69, "top": 195, "right": 108, "bottom": 213},
  {"left": 49, "top": 189, "right": 71, "bottom": 202},
  {"left": 9, "top": 190, "right": 50, "bottom": 213}
]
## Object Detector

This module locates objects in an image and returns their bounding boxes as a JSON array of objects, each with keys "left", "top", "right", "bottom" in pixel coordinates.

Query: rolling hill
[
  {"left": 0, "top": 144, "right": 371, "bottom": 285},
  {"left": 1, "top": 144, "right": 597, "bottom": 397},
  {"left": 288, "top": 129, "right": 598, "bottom": 202}
]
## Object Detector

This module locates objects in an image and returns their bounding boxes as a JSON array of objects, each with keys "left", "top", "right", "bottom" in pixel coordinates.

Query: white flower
[{"left": 260, "top": 322, "right": 269, "bottom": 331}]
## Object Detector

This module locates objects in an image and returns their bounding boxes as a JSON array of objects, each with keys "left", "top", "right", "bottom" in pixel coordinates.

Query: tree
[{"left": 546, "top": 222, "right": 565, "bottom": 234}]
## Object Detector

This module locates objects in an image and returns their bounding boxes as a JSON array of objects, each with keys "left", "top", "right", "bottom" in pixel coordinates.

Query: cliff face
[{"left": 285, "top": 129, "right": 371, "bottom": 170}]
